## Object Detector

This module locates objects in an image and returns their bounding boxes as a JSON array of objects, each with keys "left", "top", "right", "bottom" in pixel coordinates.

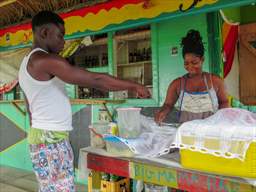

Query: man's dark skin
[{"left": 27, "top": 22, "right": 150, "bottom": 96}]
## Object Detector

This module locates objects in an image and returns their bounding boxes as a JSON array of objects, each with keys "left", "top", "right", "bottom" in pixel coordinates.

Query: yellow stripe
[
  {"left": 0, "top": 0, "right": 218, "bottom": 47},
  {"left": 0, "top": 139, "right": 26, "bottom": 154}
]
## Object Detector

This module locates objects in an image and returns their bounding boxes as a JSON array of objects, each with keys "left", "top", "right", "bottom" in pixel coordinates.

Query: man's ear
[{"left": 38, "top": 26, "right": 49, "bottom": 40}]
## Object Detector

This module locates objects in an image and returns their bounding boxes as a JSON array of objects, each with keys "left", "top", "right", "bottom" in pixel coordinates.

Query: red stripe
[
  {"left": 223, "top": 25, "right": 238, "bottom": 78},
  {"left": 0, "top": 0, "right": 144, "bottom": 37},
  {"left": 87, "top": 153, "right": 130, "bottom": 177},
  {"left": 61, "top": 0, "right": 144, "bottom": 18}
]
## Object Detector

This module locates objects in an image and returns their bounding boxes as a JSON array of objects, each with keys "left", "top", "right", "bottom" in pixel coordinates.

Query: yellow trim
[{"left": 0, "top": 138, "right": 26, "bottom": 154}]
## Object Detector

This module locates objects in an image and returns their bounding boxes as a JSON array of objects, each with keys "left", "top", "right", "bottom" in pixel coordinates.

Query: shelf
[
  {"left": 117, "top": 61, "right": 151, "bottom": 67},
  {"left": 115, "top": 30, "right": 150, "bottom": 41},
  {"left": 90, "top": 37, "right": 107, "bottom": 46}
]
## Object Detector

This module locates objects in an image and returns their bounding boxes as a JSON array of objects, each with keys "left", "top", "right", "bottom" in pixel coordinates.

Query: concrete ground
[{"left": 0, "top": 165, "right": 87, "bottom": 192}]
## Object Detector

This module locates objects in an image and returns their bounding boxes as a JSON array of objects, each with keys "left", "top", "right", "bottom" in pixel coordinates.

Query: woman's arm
[
  {"left": 212, "top": 75, "right": 230, "bottom": 108},
  {"left": 154, "top": 78, "right": 180, "bottom": 124}
]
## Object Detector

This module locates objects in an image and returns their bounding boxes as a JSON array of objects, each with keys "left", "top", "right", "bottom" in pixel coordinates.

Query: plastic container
[
  {"left": 99, "top": 108, "right": 112, "bottom": 122},
  {"left": 180, "top": 137, "right": 256, "bottom": 178},
  {"left": 89, "top": 123, "right": 109, "bottom": 148},
  {"left": 117, "top": 108, "right": 142, "bottom": 138},
  {"left": 104, "top": 135, "right": 134, "bottom": 157}
]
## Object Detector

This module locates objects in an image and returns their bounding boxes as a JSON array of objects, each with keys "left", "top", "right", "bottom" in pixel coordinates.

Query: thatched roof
[{"left": 0, "top": 0, "right": 108, "bottom": 29}]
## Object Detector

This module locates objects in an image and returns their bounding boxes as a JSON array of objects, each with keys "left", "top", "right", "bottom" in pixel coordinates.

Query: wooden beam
[{"left": 0, "top": 0, "right": 17, "bottom": 8}]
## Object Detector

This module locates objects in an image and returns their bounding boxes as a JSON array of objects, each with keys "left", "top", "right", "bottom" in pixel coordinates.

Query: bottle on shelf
[
  {"left": 92, "top": 55, "right": 98, "bottom": 67},
  {"left": 129, "top": 51, "right": 134, "bottom": 63},
  {"left": 137, "top": 49, "right": 141, "bottom": 62},
  {"left": 109, "top": 174, "right": 120, "bottom": 182},
  {"left": 101, "top": 54, "right": 105, "bottom": 66},
  {"left": 142, "top": 48, "right": 147, "bottom": 61},
  {"left": 87, "top": 56, "right": 92, "bottom": 68},
  {"left": 101, "top": 53, "right": 108, "bottom": 66},
  {"left": 101, "top": 172, "right": 110, "bottom": 181},
  {"left": 133, "top": 49, "right": 137, "bottom": 63}
]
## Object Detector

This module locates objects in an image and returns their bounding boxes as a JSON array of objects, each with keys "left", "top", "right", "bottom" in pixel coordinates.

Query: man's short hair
[{"left": 32, "top": 10, "right": 64, "bottom": 32}]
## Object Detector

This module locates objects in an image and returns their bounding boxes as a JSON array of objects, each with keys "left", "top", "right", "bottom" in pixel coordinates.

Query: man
[{"left": 18, "top": 11, "right": 150, "bottom": 192}]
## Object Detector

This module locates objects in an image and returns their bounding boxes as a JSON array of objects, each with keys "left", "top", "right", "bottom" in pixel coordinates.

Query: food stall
[{"left": 0, "top": 0, "right": 256, "bottom": 190}]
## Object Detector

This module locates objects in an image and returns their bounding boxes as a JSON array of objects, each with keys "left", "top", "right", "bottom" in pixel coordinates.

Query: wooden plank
[
  {"left": 177, "top": 171, "right": 255, "bottom": 192},
  {"left": 130, "top": 162, "right": 178, "bottom": 189},
  {"left": 87, "top": 153, "right": 129, "bottom": 177}
]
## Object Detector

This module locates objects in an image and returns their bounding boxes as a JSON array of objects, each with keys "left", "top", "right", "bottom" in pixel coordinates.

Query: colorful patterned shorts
[{"left": 29, "top": 139, "right": 75, "bottom": 192}]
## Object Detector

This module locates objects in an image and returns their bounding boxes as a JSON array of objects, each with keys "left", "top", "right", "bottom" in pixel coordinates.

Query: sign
[
  {"left": 87, "top": 153, "right": 129, "bottom": 177},
  {"left": 130, "top": 162, "right": 178, "bottom": 188},
  {"left": 177, "top": 171, "right": 254, "bottom": 192}
]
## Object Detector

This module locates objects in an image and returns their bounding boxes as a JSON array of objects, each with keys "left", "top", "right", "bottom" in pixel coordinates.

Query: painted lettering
[{"left": 179, "top": 0, "right": 202, "bottom": 12}]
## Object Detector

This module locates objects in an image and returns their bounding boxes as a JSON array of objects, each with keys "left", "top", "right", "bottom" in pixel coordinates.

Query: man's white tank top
[{"left": 18, "top": 48, "right": 73, "bottom": 131}]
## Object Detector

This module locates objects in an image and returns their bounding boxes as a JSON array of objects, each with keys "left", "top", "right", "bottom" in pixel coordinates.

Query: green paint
[
  {"left": 221, "top": 4, "right": 256, "bottom": 25},
  {"left": 131, "top": 162, "right": 178, "bottom": 188},
  {"left": 108, "top": 32, "right": 114, "bottom": 99},
  {"left": 107, "top": 32, "right": 114, "bottom": 76},
  {"left": 222, "top": 7, "right": 241, "bottom": 23},
  {"left": 207, "top": 12, "right": 223, "bottom": 77},
  {"left": 65, "top": 84, "right": 76, "bottom": 99},
  {"left": 151, "top": 23, "right": 160, "bottom": 105},
  {"left": 72, "top": 104, "right": 87, "bottom": 115},
  {"left": 241, "top": 5, "right": 256, "bottom": 24},
  {"left": 0, "top": 103, "right": 27, "bottom": 131},
  {"left": 3, "top": 91, "right": 15, "bottom": 100},
  {"left": 0, "top": 139, "right": 32, "bottom": 171},
  {"left": 88, "top": 66, "right": 108, "bottom": 73}
]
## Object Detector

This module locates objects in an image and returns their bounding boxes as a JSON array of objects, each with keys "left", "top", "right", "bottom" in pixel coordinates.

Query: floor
[{"left": 0, "top": 165, "right": 87, "bottom": 192}]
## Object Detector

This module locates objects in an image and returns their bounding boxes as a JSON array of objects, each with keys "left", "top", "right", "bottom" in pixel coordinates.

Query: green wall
[
  {"left": 241, "top": 5, "right": 256, "bottom": 24},
  {"left": 222, "top": 5, "right": 256, "bottom": 24},
  {"left": 156, "top": 14, "right": 210, "bottom": 105}
]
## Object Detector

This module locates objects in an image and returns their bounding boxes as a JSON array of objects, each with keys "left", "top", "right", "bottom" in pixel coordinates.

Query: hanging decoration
[{"left": 220, "top": 10, "right": 239, "bottom": 78}]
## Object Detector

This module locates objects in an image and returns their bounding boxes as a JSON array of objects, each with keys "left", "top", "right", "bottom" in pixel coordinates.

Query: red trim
[
  {"left": 0, "top": 0, "right": 144, "bottom": 37},
  {"left": 0, "top": 79, "right": 18, "bottom": 94},
  {"left": 61, "top": 0, "right": 144, "bottom": 18},
  {"left": 0, "top": 23, "right": 31, "bottom": 36},
  {"left": 87, "top": 153, "right": 130, "bottom": 177}
]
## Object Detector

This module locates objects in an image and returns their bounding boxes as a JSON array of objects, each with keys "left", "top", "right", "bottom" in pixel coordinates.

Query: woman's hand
[{"left": 154, "top": 107, "right": 169, "bottom": 125}]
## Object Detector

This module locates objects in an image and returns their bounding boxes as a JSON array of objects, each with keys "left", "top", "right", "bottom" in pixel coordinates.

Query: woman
[{"left": 155, "top": 29, "right": 229, "bottom": 124}]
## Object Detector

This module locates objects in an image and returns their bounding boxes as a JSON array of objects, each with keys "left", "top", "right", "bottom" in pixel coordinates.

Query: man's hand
[{"left": 134, "top": 85, "right": 151, "bottom": 98}]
